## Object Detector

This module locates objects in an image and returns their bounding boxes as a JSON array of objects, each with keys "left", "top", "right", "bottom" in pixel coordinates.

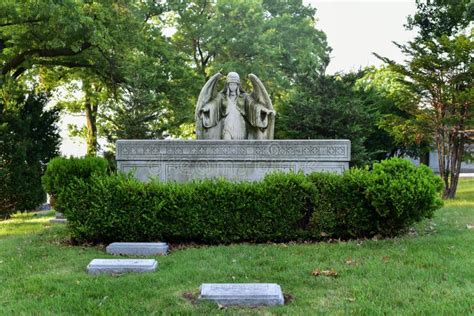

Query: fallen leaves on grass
[
  {"left": 467, "top": 224, "right": 474, "bottom": 229},
  {"left": 311, "top": 268, "right": 338, "bottom": 277},
  {"left": 382, "top": 256, "right": 390, "bottom": 263},
  {"left": 345, "top": 257, "right": 355, "bottom": 265}
]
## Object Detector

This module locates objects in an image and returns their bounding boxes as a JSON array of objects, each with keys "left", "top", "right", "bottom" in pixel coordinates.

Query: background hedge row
[{"left": 49, "top": 158, "right": 443, "bottom": 244}]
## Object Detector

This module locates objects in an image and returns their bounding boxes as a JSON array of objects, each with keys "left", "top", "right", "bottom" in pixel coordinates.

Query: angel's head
[{"left": 224, "top": 72, "right": 244, "bottom": 96}]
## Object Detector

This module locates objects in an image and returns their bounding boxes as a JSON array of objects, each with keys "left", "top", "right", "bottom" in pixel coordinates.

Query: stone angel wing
[
  {"left": 195, "top": 73, "right": 223, "bottom": 139},
  {"left": 247, "top": 74, "right": 276, "bottom": 139}
]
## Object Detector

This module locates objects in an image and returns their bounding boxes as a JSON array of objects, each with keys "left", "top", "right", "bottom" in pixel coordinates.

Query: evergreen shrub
[
  {"left": 56, "top": 158, "right": 443, "bottom": 244},
  {"left": 42, "top": 156, "right": 109, "bottom": 207},
  {"left": 365, "top": 158, "right": 444, "bottom": 235},
  {"left": 0, "top": 91, "right": 60, "bottom": 219}
]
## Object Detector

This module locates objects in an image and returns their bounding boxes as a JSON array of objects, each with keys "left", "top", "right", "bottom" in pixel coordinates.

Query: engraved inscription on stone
[
  {"left": 116, "top": 140, "right": 351, "bottom": 182},
  {"left": 116, "top": 140, "right": 350, "bottom": 161},
  {"left": 106, "top": 242, "right": 168, "bottom": 256},
  {"left": 86, "top": 259, "right": 158, "bottom": 275},
  {"left": 199, "top": 283, "right": 284, "bottom": 306}
]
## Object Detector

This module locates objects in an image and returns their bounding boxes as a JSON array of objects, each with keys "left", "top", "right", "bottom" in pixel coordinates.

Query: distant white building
[{"left": 407, "top": 146, "right": 474, "bottom": 174}]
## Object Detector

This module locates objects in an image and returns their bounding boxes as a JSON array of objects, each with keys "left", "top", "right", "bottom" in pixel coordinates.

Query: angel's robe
[
  {"left": 245, "top": 98, "right": 270, "bottom": 129},
  {"left": 222, "top": 95, "right": 247, "bottom": 140}
]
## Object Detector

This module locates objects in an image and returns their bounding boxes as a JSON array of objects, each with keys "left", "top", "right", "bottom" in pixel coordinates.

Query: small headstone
[
  {"left": 55, "top": 212, "right": 65, "bottom": 219},
  {"left": 199, "top": 283, "right": 284, "bottom": 306},
  {"left": 86, "top": 259, "right": 158, "bottom": 275},
  {"left": 49, "top": 218, "right": 67, "bottom": 224},
  {"left": 106, "top": 242, "right": 168, "bottom": 256}
]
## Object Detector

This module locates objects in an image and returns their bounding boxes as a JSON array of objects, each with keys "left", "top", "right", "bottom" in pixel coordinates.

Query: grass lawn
[{"left": 1, "top": 179, "right": 473, "bottom": 315}]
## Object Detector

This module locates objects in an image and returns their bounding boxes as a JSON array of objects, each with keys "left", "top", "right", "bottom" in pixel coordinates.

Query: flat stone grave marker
[
  {"left": 199, "top": 283, "right": 284, "bottom": 306},
  {"left": 49, "top": 218, "right": 67, "bottom": 224},
  {"left": 86, "top": 259, "right": 157, "bottom": 275},
  {"left": 49, "top": 212, "right": 67, "bottom": 224},
  {"left": 106, "top": 242, "right": 168, "bottom": 256}
]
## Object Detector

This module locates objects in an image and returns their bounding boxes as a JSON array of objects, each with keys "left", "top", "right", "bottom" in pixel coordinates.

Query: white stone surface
[
  {"left": 116, "top": 139, "right": 351, "bottom": 182},
  {"left": 106, "top": 242, "right": 168, "bottom": 256},
  {"left": 86, "top": 259, "right": 157, "bottom": 275},
  {"left": 49, "top": 218, "right": 67, "bottom": 224},
  {"left": 199, "top": 283, "right": 284, "bottom": 306}
]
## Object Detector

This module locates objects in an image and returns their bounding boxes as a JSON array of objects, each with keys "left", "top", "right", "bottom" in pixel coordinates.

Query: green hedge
[
  {"left": 56, "top": 158, "right": 443, "bottom": 244},
  {"left": 42, "top": 156, "right": 109, "bottom": 206}
]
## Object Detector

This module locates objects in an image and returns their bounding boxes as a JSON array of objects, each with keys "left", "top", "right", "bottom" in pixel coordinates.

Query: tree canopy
[
  {"left": 169, "top": 0, "right": 330, "bottom": 109},
  {"left": 1, "top": 0, "right": 197, "bottom": 154},
  {"left": 375, "top": 0, "right": 473, "bottom": 198}
]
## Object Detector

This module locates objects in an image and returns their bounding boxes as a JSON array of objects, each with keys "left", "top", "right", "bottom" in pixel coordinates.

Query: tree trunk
[
  {"left": 84, "top": 90, "right": 98, "bottom": 156},
  {"left": 419, "top": 151, "right": 430, "bottom": 165},
  {"left": 437, "top": 127, "right": 465, "bottom": 199}
]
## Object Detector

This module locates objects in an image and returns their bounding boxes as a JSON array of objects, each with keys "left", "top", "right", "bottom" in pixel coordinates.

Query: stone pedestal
[{"left": 116, "top": 139, "right": 350, "bottom": 182}]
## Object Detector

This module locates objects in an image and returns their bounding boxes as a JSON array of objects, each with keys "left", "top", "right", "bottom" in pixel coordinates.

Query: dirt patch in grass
[
  {"left": 283, "top": 293, "right": 294, "bottom": 305},
  {"left": 182, "top": 291, "right": 199, "bottom": 305}
]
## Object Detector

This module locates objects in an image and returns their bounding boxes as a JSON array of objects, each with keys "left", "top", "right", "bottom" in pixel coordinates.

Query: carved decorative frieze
[
  {"left": 117, "top": 140, "right": 350, "bottom": 161},
  {"left": 116, "top": 140, "right": 351, "bottom": 182}
]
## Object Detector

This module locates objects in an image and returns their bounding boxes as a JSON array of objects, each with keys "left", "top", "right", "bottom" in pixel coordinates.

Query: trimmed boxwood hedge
[
  {"left": 42, "top": 156, "right": 109, "bottom": 207},
  {"left": 55, "top": 158, "right": 443, "bottom": 244}
]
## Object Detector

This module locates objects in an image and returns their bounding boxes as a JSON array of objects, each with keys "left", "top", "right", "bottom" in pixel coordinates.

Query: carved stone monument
[
  {"left": 196, "top": 72, "right": 275, "bottom": 140},
  {"left": 116, "top": 71, "right": 351, "bottom": 182}
]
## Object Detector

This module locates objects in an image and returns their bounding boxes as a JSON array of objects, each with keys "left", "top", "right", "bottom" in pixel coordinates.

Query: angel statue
[{"left": 195, "top": 72, "right": 275, "bottom": 140}]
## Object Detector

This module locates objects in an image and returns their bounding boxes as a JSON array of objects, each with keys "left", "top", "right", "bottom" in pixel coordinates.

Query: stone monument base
[{"left": 116, "top": 140, "right": 351, "bottom": 182}]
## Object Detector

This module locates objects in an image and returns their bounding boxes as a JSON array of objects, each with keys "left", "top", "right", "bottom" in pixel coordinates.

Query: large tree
[
  {"left": 0, "top": 81, "right": 60, "bottom": 218},
  {"left": 277, "top": 71, "right": 401, "bottom": 166},
  {"left": 357, "top": 66, "right": 433, "bottom": 163},
  {"left": 376, "top": 0, "right": 473, "bottom": 198},
  {"left": 0, "top": 0, "right": 187, "bottom": 154},
  {"left": 169, "top": 0, "right": 330, "bottom": 112}
]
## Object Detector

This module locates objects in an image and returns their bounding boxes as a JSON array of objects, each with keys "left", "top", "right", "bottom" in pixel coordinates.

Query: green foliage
[
  {"left": 58, "top": 172, "right": 315, "bottom": 244},
  {"left": 41, "top": 156, "right": 109, "bottom": 205},
  {"left": 0, "top": 181, "right": 473, "bottom": 314},
  {"left": 375, "top": 0, "right": 473, "bottom": 198},
  {"left": 277, "top": 72, "right": 400, "bottom": 166},
  {"left": 169, "top": 0, "right": 330, "bottom": 112},
  {"left": 365, "top": 158, "right": 444, "bottom": 235},
  {"left": 405, "top": 0, "right": 473, "bottom": 39},
  {"left": 307, "top": 159, "right": 444, "bottom": 238},
  {"left": 356, "top": 66, "right": 432, "bottom": 158},
  {"left": 307, "top": 170, "right": 374, "bottom": 239},
  {"left": 0, "top": 0, "right": 158, "bottom": 81},
  {"left": 1, "top": 0, "right": 196, "bottom": 153},
  {"left": 56, "top": 159, "right": 443, "bottom": 244},
  {"left": 0, "top": 84, "right": 60, "bottom": 218}
]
